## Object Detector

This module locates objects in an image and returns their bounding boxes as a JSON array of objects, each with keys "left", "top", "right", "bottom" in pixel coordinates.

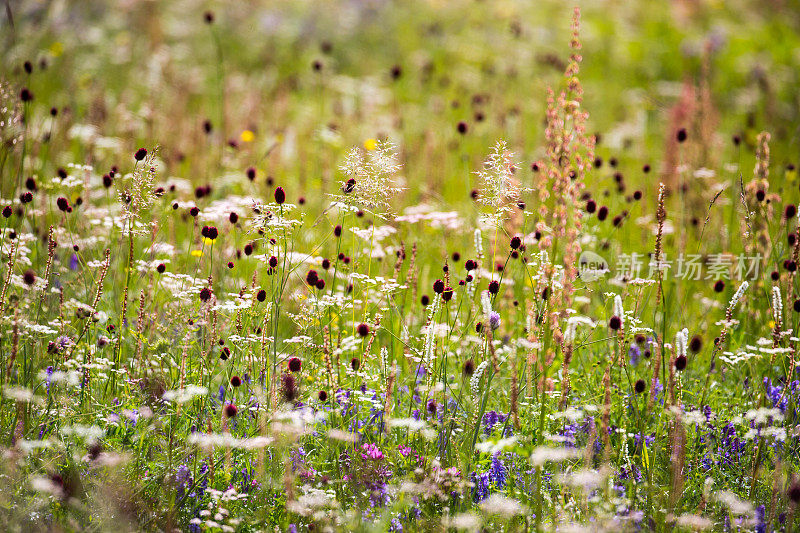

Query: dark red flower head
[
  {"left": 288, "top": 357, "right": 302, "bottom": 372},
  {"left": 463, "top": 359, "right": 475, "bottom": 376},
  {"left": 441, "top": 287, "right": 454, "bottom": 302},
  {"left": 224, "top": 403, "right": 237, "bottom": 418},
  {"left": 274, "top": 187, "right": 286, "bottom": 205},
  {"left": 488, "top": 280, "right": 500, "bottom": 295},
  {"left": 134, "top": 148, "right": 148, "bottom": 161},
  {"left": 357, "top": 323, "right": 370, "bottom": 337},
  {"left": 280, "top": 373, "right": 298, "bottom": 402}
]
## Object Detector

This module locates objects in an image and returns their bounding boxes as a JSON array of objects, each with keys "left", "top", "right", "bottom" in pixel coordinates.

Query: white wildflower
[
  {"left": 772, "top": 285, "right": 782, "bottom": 324},
  {"left": 530, "top": 446, "right": 580, "bottom": 466},
  {"left": 729, "top": 281, "right": 749, "bottom": 310},
  {"left": 471, "top": 360, "right": 490, "bottom": 399},
  {"left": 479, "top": 494, "right": 526, "bottom": 517}
]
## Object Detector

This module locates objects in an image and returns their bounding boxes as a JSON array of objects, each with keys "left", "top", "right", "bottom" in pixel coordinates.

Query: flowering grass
[{"left": 1, "top": 1, "right": 800, "bottom": 531}]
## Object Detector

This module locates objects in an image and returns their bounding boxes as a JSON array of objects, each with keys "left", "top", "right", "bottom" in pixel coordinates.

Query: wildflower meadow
[{"left": 1, "top": 1, "right": 800, "bottom": 531}]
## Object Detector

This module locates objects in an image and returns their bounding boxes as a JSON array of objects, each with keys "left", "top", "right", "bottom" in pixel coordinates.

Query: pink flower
[
  {"left": 398, "top": 445, "right": 412, "bottom": 457},
  {"left": 361, "top": 443, "right": 384, "bottom": 460}
]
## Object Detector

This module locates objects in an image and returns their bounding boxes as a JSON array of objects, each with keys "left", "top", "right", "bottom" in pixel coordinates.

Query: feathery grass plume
[
  {"left": 668, "top": 408, "right": 687, "bottom": 514},
  {"left": 407, "top": 242, "right": 419, "bottom": 321},
  {"left": 39, "top": 226, "right": 56, "bottom": 295},
  {"left": 475, "top": 140, "right": 521, "bottom": 227},
  {"left": 655, "top": 183, "right": 667, "bottom": 305},
  {"left": 545, "top": 6, "right": 594, "bottom": 311},
  {"left": 118, "top": 147, "right": 159, "bottom": 228},
  {"left": 322, "top": 325, "right": 334, "bottom": 389},
  {"left": 787, "top": 226, "right": 800, "bottom": 309},
  {"left": 0, "top": 240, "right": 17, "bottom": 312},
  {"left": 362, "top": 313, "right": 381, "bottom": 370},
  {"left": 70, "top": 249, "right": 111, "bottom": 358},
  {"left": 393, "top": 241, "right": 405, "bottom": 276},
  {"left": 743, "top": 132, "right": 773, "bottom": 269},
  {"left": 176, "top": 334, "right": 190, "bottom": 417},
  {"left": 485, "top": 322, "right": 500, "bottom": 373},
  {"left": 134, "top": 289, "right": 147, "bottom": 375},
  {"left": 771, "top": 285, "right": 782, "bottom": 347},
  {"left": 332, "top": 140, "right": 403, "bottom": 215}
]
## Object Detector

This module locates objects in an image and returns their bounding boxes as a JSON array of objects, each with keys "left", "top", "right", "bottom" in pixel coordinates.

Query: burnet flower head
[{"left": 331, "top": 139, "right": 403, "bottom": 216}]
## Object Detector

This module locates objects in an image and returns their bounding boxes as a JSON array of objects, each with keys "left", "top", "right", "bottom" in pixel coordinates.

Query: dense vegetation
[{"left": 1, "top": 1, "right": 799, "bottom": 531}]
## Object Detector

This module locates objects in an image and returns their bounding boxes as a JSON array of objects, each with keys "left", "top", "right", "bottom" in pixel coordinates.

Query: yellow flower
[
  {"left": 240, "top": 130, "right": 254, "bottom": 143},
  {"left": 363, "top": 138, "right": 377, "bottom": 151},
  {"left": 49, "top": 42, "right": 63, "bottom": 57},
  {"left": 191, "top": 250, "right": 203, "bottom": 258},
  {"left": 202, "top": 237, "right": 215, "bottom": 246},
  {"left": 768, "top": 320, "right": 775, "bottom": 329}
]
